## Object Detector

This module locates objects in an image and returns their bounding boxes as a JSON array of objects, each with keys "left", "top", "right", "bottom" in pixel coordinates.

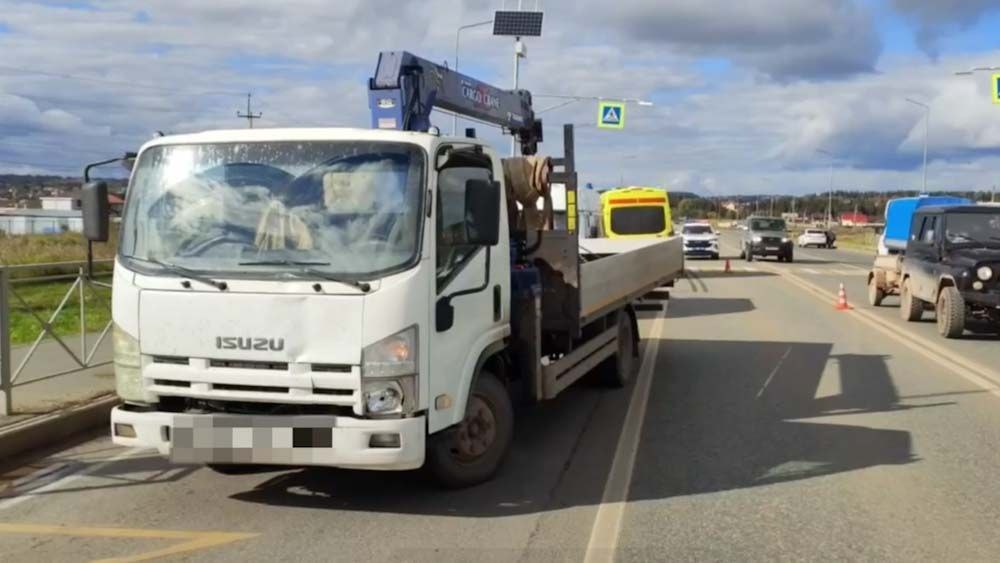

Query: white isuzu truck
[{"left": 81, "top": 52, "right": 683, "bottom": 487}]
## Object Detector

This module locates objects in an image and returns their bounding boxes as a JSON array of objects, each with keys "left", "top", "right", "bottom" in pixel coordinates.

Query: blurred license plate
[
  {"left": 766, "top": 246, "right": 779, "bottom": 251},
  {"left": 169, "top": 416, "right": 333, "bottom": 464}
]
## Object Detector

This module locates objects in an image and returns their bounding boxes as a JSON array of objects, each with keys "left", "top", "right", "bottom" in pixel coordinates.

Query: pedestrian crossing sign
[
  {"left": 993, "top": 74, "right": 1000, "bottom": 104},
  {"left": 598, "top": 101, "right": 626, "bottom": 129}
]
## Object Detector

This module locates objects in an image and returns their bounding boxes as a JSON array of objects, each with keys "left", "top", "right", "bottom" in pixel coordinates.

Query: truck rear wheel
[
  {"left": 868, "top": 276, "right": 885, "bottom": 307},
  {"left": 426, "top": 370, "right": 513, "bottom": 489},
  {"left": 900, "top": 279, "right": 923, "bottom": 322},
  {"left": 602, "top": 310, "right": 638, "bottom": 387},
  {"left": 745, "top": 247, "right": 753, "bottom": 262},
  {"left": 936, "top": 286, "right": 966, "bottom": 338}
]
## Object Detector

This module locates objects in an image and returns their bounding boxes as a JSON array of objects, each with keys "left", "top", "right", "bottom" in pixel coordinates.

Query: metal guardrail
[{"left": 0, "top": 259, "right": 114, "bottom": 415}]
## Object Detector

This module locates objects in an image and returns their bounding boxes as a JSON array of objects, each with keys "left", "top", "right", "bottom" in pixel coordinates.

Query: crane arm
[{"left": 368, "top": 51, "right": 542, "bottom": 154}]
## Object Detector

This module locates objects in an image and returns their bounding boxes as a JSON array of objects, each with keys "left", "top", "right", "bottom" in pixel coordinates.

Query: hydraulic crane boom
[{"left": 368, "top": 50, "right": 543, "bottom": 154}]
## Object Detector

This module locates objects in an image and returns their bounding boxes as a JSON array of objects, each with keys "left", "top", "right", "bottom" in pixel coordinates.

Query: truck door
[
  {"left": 427, "top": 149, "right": 510, "bottom": 433},
  {"left": 909, "top": 215, "right": 939, "bottom": 300}
]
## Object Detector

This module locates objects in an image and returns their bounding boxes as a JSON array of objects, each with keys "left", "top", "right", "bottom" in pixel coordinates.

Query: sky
[{"left": 2, "top": 0, "right": 1000, "bottom": 196}]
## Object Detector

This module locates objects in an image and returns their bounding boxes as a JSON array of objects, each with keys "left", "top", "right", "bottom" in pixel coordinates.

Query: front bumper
[
  {"left": 111, "top": 407, "right": 426, "bottom": 470},
  {"left": 961, "top": 290, "right": 1000, "bottom": 308},
  {"left": 684, "top": 245, "right": 718, "bottom": 256},
  {"left": 750, "top": 242, "right": 792, "bottom": 256}
]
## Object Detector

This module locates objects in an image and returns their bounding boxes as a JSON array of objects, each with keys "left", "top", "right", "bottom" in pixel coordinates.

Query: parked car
[
  {"left": 798, "top": 228, "right": 828, "bottom": 248},
  {"left": 682, "top": 222, "right": 719, "bottom": 259}
]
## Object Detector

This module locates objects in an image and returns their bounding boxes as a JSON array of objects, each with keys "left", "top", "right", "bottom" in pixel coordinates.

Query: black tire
[
  {"left": 426, "top": 371, "right": 514, "bottom": 489},
  {"left": 937, "top": 286, "right": 966, "bottom": 338},
  {"left": 785, "top": 251, "right": 794, "bottom": 263},
  {"left": 739, "top": 248, "right": 746, "bottom": 259},
  {"left": 602, "top": 310, "right": 639, "bottom": 387},
  {"left": 745, "top": 247, "right": 753, "bottom": 262},
  {"left": 712, "top": 253, "right": 720, "bottom": 260},
  {"left": 867, "top": 277, "right": 885, "bottom": 307},
  {"left": 900, "top": 279, "right": 924, "bottom": 322}
]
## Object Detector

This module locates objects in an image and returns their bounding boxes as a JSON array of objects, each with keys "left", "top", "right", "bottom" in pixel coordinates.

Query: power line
[{"left": 0, "top": 64, "right": 245, "bottom": 97}]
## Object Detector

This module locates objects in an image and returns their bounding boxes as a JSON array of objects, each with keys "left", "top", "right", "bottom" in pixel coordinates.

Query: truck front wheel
[
  {"left": 427, "top": 371, "right": 513, "bottom": 489},
  {"left": 900, "top": 280, "right": 924, "bottom": 322},
  {"left": 936, "top": 286, "right": 966, "bottom": 338}
]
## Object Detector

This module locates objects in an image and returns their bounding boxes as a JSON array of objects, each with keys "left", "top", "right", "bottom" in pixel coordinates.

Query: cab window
[{"left": 436, "top": 152, "right": 492, "bottom": 290}]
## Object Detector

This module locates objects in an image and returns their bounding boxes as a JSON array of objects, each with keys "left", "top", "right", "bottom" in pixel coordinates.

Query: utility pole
[{"left": 237, "top": 93, "right": 262, "bottom": 129}]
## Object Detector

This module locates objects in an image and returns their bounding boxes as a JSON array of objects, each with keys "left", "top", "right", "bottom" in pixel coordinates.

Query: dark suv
[
  {"left": 899, "top": 205, "right": 1000, "bottom": 337},
  {"left": 741, "top": 216, "right": 793, "bottom": 262}
]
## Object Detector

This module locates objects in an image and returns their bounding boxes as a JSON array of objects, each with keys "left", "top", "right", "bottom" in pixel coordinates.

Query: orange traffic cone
[
  {"left": 724, "top": 259, "right": 731, "bottom": 273},
  {"left": 835, "top": 283, "right": 850, "bottom": 310}
]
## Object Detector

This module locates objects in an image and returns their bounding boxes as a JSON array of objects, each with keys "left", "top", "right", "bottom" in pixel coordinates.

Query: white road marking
[
  {"left": 584, "top": 310, "right": 667, "bottom": 563},
  {"left": 803, "top": 268, "right": 820, "bottom": 275},
  {"left": 0, "top": 447, "right": 140, "bottom": 512},
  {"left": 756, "top": 346, "right": 793, "bottom": 399}
]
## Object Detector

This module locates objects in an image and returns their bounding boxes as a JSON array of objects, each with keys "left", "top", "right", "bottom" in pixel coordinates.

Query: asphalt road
[{"left": 3, "top": 238, "right": 1000, "bottom": 561}]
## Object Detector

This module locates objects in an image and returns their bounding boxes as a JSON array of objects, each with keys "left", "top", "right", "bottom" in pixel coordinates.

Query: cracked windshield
[{"left": 121, "top": 142, "right": 424, "bottom": 277}]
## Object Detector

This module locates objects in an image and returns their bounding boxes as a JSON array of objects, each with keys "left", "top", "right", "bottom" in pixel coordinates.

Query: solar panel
[{"left": 492, "top": 11, "right": 544, "bottom": 37}]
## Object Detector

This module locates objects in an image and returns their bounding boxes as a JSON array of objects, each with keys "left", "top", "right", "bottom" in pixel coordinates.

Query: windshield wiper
[
  {"left": 125, "top": 256, "right": 228, "bottom": 291},
  {"left": 238, "top": 260, "right": 371, "bottom": 292}
]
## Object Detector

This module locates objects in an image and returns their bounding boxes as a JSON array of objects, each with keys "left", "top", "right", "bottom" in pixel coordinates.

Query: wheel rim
[{"left": 454, "top": 394, "right": 497, "bottom": 462}]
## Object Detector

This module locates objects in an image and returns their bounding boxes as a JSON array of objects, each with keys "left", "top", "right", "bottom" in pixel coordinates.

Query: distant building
[
  {"left": 781, "top": 212, "right": 800, "bottom": 222},
  {"left": 0, "top": 208, "right": 82, "bottom": 235},
  {"left": 39, "top": 196, "right": 80, "bottom": 211},
  {"left": 840, "top": 212, "right": 871, "bottom": 227}
]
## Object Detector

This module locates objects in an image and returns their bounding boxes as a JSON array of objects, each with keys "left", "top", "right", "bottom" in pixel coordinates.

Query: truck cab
[
  {"left": 107, "top": 127, "right": 513, "bottom": 479},
  {"left": 898, "top": 206, "right": 1000, "bottom": 337}
]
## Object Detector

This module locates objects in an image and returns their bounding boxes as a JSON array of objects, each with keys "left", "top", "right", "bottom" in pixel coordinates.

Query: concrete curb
[{"left": 0, "top": 394, "right": 119, "bottom": 461}]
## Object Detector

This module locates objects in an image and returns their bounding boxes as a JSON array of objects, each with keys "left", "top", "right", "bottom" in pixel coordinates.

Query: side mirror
[
  {"left": 435, "top": 297, "right": 455, "bottom": 332},
  {"left": 464, "top": 179, "right": 500, "bottom": 246},
  {"left": 81, "top": 181, "right": 110, "bottom": 242}
]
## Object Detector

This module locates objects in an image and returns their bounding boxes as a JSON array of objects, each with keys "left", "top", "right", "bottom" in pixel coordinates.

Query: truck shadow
[
  {"left": 231, "top": 339, "right": 929, "bottom": 516},
  {"left": 665, "top": 298, "right": 755, "bottom": 318}
]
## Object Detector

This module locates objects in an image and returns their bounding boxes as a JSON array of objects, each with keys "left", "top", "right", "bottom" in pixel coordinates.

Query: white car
[
  {"left": 682, "top": 223, "right": 719, "bottom": 259},
  {"left": 798, "top": 228, "right": 829, "bottom": 248}
]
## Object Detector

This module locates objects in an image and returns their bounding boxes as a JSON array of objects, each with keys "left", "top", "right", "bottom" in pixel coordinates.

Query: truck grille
[
  {"left": 761, "top": 236, "right": 783, "bottom": 245},
  {"left": 143, "top": 356, "right": 360, "bottom": 407},
  {"left": 686, "top": 240, "right": 711, "bottom": 248}
]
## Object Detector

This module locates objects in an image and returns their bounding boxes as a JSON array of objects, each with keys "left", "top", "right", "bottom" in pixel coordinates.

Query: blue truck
[{"left": 868, "top": 196, "right": 1000, "bottom": 338}]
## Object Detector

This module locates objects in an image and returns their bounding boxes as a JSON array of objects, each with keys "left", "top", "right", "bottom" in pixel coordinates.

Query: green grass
[
  {"left": 0, "top": 231, "right": 117, "bottom": 267},
  {"left": 1, "top": 231, "right": 117, "bottom": 346},
  {"left": 6, "top": 278, "right": 112, "bottom": 346}
]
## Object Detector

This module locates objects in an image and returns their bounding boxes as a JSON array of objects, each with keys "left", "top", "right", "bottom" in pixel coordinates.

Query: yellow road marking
[{"left": 0, "top": 523, "right": 257, "bottom": 562}]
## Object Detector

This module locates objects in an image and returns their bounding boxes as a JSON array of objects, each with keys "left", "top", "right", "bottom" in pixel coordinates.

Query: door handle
[{"left": 493, "top": 285, "right": 501, "bottom": 321}]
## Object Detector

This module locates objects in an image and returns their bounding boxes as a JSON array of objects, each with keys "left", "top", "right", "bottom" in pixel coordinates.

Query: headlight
[
  {"left": 977, "top": 266, "right": 994, "bottom": 281},
  {"left": 782, "top": 237, "right": 790, "bottom": 243},
  {"left": 363, "top": 376, "right": 417, "bottom": 416},
  {"left": 113, "top": 324, "right": 144, "bottom": 402},
  {"left": 362, "top": 326, "right": 417, "bottom": 379},
  {"left": 362, "top": 327, "right": 419, "bottom": 416},
  {"left": 752, "top": 235, "right": 763, "bottom": 243}
]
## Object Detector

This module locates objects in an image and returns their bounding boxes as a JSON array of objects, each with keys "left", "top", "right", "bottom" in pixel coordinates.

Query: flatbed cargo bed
[{"left": 579, "top": 236, "right": 683, "bottom": 322}]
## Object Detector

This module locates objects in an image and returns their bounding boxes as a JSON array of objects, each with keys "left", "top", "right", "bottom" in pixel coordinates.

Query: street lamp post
[
  {"left": 817, "top": 149, "right": 836, "bottom": 228},
  {"left": 906, "top": 98, "right": 930, "bottom": 194},
  {"left": 452, "top": 19, "right": 494, "bottom": 135}
]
